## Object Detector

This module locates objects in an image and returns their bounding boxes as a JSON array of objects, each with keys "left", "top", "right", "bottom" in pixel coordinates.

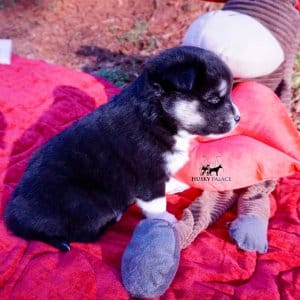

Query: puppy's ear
[{"left": 159, "top": 65, "right": 197, "bottom": 92}]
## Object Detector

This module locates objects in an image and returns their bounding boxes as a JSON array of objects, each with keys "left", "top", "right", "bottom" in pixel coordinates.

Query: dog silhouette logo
[{"left": 200, "top": 156, "right": 223, "bottom": 176}]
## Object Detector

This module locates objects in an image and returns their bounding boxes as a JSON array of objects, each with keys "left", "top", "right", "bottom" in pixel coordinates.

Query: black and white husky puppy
[{"left": 5, "top": 46, "right": 240, "bottom": 251}]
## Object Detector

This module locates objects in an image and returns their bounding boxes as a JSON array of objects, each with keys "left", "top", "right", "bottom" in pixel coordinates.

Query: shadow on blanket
[{"left": 0, "top": 56, "right": 299, "bottom": 299}]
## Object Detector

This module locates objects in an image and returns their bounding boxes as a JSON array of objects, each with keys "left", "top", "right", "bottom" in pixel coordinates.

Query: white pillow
[{"left": 182, "top": 10, "right": 284, "bottom": 78}]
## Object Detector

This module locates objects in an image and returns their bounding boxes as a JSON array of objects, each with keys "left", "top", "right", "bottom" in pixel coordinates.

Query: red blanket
[{"left": 0, "top": 56, "right": 299, "bottom": 299}]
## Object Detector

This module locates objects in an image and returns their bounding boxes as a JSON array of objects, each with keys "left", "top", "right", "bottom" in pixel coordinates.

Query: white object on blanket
[
  {"left": 0, "top": 39, "right": 12, "bottom": 65},
  {"left": 183, "top": 10, "right": 284, "bottom": 78}
]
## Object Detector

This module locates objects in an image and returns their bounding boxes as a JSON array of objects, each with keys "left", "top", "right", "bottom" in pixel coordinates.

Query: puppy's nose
[{"left": 234, "top": 115, "right": 241, "bottom": 123}]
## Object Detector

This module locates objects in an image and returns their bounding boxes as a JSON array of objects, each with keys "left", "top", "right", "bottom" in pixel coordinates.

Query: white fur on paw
[
  {"left": 229, "top": 214, "right": 268, "bottom": 253},
  {"left": 165, "top": 177, "right": 190, "bottom": 194},
  {"left": 116, "top": 213, "right": 123, "bottom": 222},
  {"left": 150, "top": 211, "right": 177, "bottom": 224}
]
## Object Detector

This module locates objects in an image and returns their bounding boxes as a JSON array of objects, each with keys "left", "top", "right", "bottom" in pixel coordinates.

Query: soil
[
  {"left": 0, "top": 0, "right": 222, "bottom": 71},
  {"left": 0, "top": 0, "right": 299, "bottom": 127}
]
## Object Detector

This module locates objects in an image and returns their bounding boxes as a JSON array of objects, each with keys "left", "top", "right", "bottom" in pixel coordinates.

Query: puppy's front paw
[
  {"left": 148, "top": 211, "right": 177, "bottom": 224},
  {"left": 229, "top": 214, "right": 268, "bottom": 254},
  {"left": 160, "top": 211, "right": 177, "bottom": 223},
  {"left": 165, "top": 178, "right": 190, "bottom": 194}
]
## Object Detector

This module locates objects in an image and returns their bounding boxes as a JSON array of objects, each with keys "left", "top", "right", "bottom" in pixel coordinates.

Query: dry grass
[{"left": 292, "top": 51, "right": 300, "bottom": 130}]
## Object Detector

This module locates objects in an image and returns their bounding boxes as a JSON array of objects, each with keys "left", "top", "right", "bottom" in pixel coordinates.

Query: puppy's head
[{"left": 144, "top": 46, "right": 240, "bottom": 136}]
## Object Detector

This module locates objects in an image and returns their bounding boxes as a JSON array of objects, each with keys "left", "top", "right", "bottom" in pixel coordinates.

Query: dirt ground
[
  {"left": 0, "top": 0, "right": 299, "bottom": 127},
  {"left": 0, "top": 0, "right": 222, "bottom": 70}
]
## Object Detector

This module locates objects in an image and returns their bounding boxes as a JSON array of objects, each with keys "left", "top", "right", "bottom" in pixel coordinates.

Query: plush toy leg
[
  {"left": 229, "top": 180, "right": 277, "bottom": 253},
  {"left": 174, "top": 190, "right": 239, "bottom": 249}
]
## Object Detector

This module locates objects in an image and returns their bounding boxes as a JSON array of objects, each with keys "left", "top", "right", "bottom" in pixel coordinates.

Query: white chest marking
[{"left": 164, "top": 130, "right": 195, "bottom": 175}]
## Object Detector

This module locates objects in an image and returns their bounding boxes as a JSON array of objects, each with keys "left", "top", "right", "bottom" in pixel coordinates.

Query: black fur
[{"left": 4, "top": 46, "right": 239, "bottom": 251}]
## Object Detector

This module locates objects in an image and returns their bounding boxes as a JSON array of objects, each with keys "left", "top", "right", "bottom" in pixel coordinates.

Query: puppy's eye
[{"left": 208, "top": 97, "right": 220, "bottom": 104}]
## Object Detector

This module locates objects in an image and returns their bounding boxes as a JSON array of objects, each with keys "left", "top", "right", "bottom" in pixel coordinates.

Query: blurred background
[{"left": 0, "top": 0, "right": 299, "bottom": 128}]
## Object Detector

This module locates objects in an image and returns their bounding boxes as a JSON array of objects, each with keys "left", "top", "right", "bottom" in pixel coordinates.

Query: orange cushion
[{"left": 175, "top": 82, "right": 300, "bottom": 191}]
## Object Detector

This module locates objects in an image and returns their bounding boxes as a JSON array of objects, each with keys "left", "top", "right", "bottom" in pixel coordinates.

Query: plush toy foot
[
  {"left": 121, "top": 219, "right": 180, "bottom": 298},
  {"left": 229, "top": 214, "right": 268, "bottom": 254}
]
